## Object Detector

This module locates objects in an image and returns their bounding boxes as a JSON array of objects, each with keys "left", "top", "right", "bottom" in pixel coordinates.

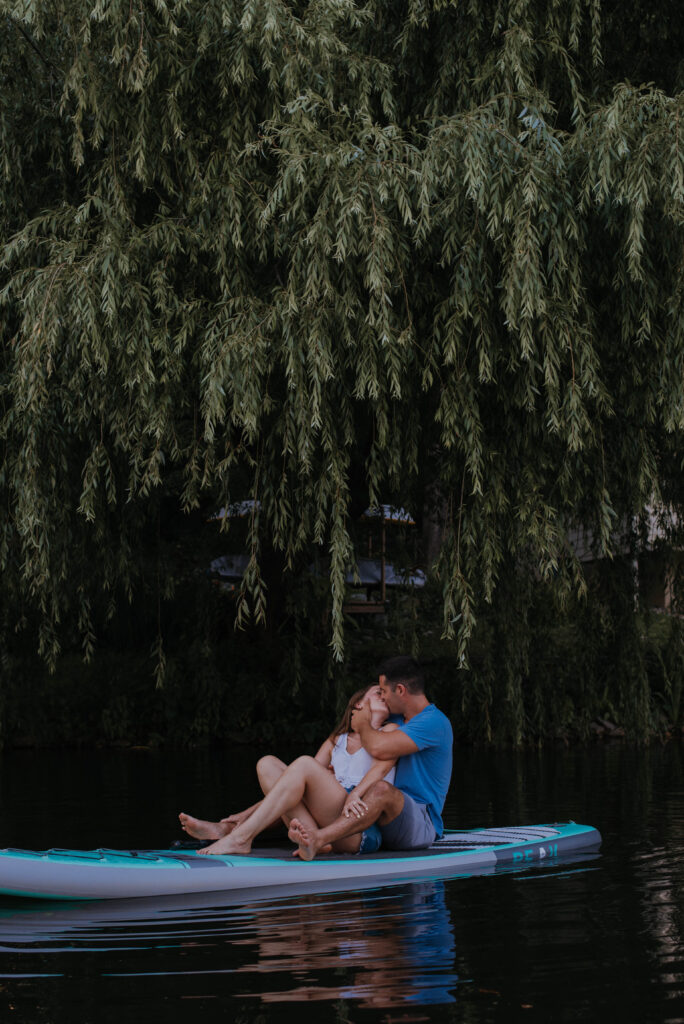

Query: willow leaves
[{"left": 1, "top": 0, "right": 683, "bottom": 667}]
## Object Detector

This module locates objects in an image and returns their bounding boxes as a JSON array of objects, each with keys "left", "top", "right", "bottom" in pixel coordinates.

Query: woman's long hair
[{"left": 329, "top": 687, "right": 371, "bottom": 744}]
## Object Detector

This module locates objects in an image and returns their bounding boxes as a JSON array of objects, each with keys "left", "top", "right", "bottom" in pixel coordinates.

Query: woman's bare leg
[
  {"left": 179, "top": 813, "right": 233, "bottom": 840},
  {"left": 179, "top": 754, "right": 318, "bottom": 843},
  {"left": 200, "top": 756, "right": 352, "bottom": 855},
  {"left": 256, "top": 755, "right": 288, "bottom": 794},
  {"left": 256, "top": 755, "right": 321, "bottom": 834}
]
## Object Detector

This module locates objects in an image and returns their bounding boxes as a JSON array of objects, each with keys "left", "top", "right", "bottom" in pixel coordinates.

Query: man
[{"left": 288, "top": 655, "right": 453, "bottom": 860}]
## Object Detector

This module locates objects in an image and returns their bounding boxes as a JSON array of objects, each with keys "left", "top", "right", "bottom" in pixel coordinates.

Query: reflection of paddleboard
[{"left": 0, "top": 822, "right": 600, "bottom": 901}]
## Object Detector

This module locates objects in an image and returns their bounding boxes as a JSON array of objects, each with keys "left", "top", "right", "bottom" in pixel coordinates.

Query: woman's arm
[
  {"left": 347, "top": 758, "right": 396, "bottom": 798},
  {"left": 219, "top": 799, "right": 263, "bottom": 828},
  {"left": 342, "top": 759, "right": 396, "bottom": 819},
  {"left": 314, "top": 737, "right": 335, "bottom": 769},
  {"left": 342, "top": 723, "right": 400, "bottom": 815}
]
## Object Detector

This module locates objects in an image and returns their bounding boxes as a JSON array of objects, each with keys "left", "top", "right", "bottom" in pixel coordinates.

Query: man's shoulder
[
  {"left": 423, "top": 704, "right": 450, "bottom": 729},
  {"left": 402, "top": 703, "right": 452, "bottom": 741},
  {"left": 419, "top": 703, "right": 452, "bottom": 727},
  {"left": 425, "top": 704, "right": 453, "bottom": 740}
]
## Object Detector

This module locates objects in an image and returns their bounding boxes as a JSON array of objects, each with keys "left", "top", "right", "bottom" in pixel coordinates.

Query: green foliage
[
  {"left": 1, "top": 0, "right": 684, "bottom": 744},
  {"left": 3, "top": 553, "right": 684, "bottom": 748}
]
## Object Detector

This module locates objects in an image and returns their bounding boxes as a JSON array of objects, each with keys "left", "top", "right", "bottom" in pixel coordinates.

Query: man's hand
[{"left": 350, "top": 701, "right": 372, "bottom": 733}]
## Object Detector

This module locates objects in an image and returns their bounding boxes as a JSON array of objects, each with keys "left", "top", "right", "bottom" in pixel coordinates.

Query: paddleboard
[{"left": 0, "top": 822, "right": 600, "bottom": 902}]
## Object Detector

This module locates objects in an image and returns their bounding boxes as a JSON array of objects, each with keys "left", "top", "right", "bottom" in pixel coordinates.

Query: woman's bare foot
[
  {"left": 288, "top": 817, "right": 323, "bottom": 861},
  {"left": 197, "top": 833, "right": 252, "bottom": 856},
  {"left": 291, "top": 842, "right": 332, "bottom": 858},
  {"left": 179, "top": 812, "right": 232, "bottom": 841}
]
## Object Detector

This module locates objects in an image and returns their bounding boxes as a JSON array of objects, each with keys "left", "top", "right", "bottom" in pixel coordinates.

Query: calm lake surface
[{"left": 0, "top": 741, "right": 683, "bottom": 1023}]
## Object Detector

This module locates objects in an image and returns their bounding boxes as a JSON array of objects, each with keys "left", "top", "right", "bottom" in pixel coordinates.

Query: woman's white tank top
[{"left": 330, "top": 732, "right": 396, "bottom": 789}]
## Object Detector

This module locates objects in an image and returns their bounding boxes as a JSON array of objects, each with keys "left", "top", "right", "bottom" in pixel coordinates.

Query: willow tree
[{"left": 2, "top": 0, "right": 684, "bottom": 700}]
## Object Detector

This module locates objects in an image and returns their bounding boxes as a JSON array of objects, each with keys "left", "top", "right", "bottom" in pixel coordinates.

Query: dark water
[{"left": 0, "top": 742, "right": 683, "bottom": 1023}]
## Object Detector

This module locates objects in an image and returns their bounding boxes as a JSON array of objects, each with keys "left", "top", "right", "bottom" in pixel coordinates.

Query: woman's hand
[
  {"left": 220, "top": 810, "right": 250, "bottom": 828},
  {"left": 343, "top": 793, "right": 369, "bottom": 819}
]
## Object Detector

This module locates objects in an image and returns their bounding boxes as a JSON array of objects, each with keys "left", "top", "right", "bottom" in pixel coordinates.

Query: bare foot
[
  {"left": 288, "top": 817, "right": 322, "bottom": 861},
  {"left": 197, "top": 833, "right": 253, "bottom": 856},
  {"left": 291, "top": 843, "right": 332, "bottom": 858},
  {"left": 179, "top": 812, "right": 231, "bottom": 841}
]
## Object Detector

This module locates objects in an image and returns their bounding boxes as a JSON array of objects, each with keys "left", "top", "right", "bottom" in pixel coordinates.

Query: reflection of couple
[
  {"left": 235, "top": 880, "right": 457, "bottom": 1008},
  {"left": 179, "top": 656, "right": 453, "bottom": 860}
]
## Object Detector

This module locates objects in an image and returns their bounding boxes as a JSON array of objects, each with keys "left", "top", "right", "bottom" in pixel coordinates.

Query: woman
[{"left": 179, "top": 684, "right": 398, "bottom": 855}]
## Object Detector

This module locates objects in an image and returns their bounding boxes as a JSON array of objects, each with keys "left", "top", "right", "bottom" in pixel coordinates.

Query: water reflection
[
  {"left": 0, "top": 857, "right": 603, "bottom": 1018},
  {"left": 0, "top": 881, "right": 459, "bottom": 1007},
  {"left": 2, "top": 743, "right": 684, "bottom": 1022},
  {"left": 232, "top": 881, "right": 457, "bottom": 1007}
]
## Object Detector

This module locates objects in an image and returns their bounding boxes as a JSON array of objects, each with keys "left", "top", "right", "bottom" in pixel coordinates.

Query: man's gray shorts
[{"left": 379, "top": 792, "right": 437, "bottom": 850}]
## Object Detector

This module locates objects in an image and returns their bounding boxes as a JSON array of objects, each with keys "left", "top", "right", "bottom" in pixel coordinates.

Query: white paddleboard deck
[{"left": 0, "top": 822, "right": 601, "bottom": 901}]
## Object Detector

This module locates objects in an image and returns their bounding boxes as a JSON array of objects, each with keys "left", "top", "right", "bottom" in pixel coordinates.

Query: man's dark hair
[{"left": 378, "top": 656, "right": 425, "bottom": 695}]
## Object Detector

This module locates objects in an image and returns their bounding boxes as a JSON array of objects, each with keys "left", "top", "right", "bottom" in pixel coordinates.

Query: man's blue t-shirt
[{"left": 394, "top": 704, "right": 453, "bottom": 837}]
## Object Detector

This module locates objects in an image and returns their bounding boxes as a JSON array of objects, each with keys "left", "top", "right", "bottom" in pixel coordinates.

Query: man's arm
[{"left": 352, "top": 706, "right": 419, "bottom": 759}]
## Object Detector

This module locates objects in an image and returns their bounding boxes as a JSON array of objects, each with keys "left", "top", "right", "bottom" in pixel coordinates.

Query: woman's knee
[
  {"left": 256, "top": 755, "right": 280, "bottom": 777},
  {"left": 290, "top": 755, "right": 317, "bottom": 774},
  {"left": 264, "top": 754, "right": 314, "bottom": 781},
  {"left": 256, "top": 755, "right": 287, "bottom": 789}
]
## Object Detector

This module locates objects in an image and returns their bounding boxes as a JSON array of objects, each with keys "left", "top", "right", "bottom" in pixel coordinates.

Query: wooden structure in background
[{"left": 342, "top": 506, "right": 416, "bottom": 615}]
